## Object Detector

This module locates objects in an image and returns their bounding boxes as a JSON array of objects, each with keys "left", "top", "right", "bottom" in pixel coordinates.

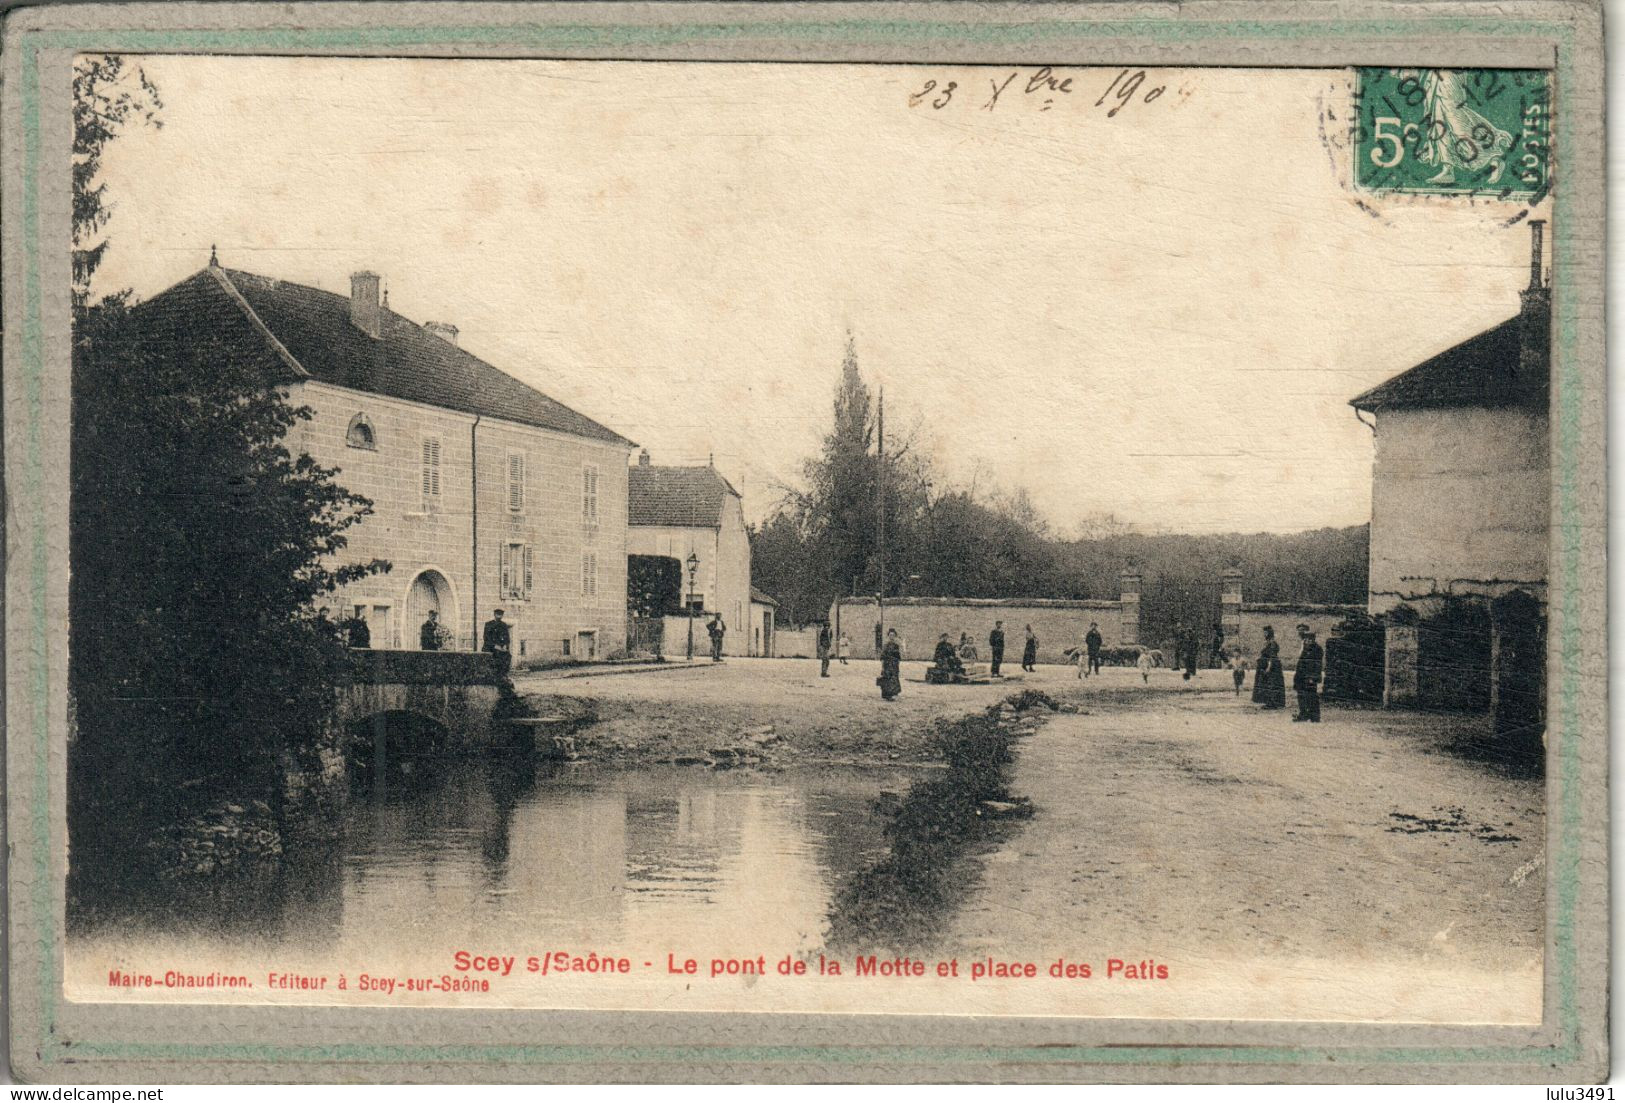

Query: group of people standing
[
  {"left": 815, "top": 624, "right": 852, "bottom": 677},
  {"left": 1246, "top": 623, "right": 1324, "bottom": 722}
]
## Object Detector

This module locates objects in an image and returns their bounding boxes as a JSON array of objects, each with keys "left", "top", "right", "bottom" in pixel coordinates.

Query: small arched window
[{"left": 346, "top": 413, "right": 376, "bottom": 450}]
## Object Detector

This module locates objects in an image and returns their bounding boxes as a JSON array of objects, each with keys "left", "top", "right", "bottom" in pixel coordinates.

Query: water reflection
[{"left": 71, "top": 759, "right": 923, "bottom": 966}]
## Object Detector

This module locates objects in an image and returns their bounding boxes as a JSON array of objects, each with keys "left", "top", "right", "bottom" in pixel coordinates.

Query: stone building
[
  {"left": 625, "top": 453, "right": 755, "bottom": 655},
  {"left": 1349, "top": 221, "right": 1550, "bottom": 732},
  {"left": 129, "top": 258, "right": 637, "bottom": 660}
]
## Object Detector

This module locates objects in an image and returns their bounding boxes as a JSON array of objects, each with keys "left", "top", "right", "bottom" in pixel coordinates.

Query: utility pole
[{"left": 877, "top": 385, "right": 885, "bottom": 638}]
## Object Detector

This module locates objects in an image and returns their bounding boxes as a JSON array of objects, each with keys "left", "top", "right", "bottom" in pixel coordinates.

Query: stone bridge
[
  {"left": 284, "top": 650, "right": 508, "bottom": 831},
  {"left": 332, "top": 648, "right": 507, "bottom": 745}
]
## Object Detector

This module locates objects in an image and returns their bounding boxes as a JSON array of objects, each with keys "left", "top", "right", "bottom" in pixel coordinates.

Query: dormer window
[{"left": 346, "top": 413, "right": 377, "bottom": 450}]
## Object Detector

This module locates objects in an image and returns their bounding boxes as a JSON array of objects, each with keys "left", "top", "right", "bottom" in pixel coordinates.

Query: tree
[
  {"left": 802, "top": 332, "right": 879, "bottom": 599},
  {"left": 70, "top": 304, "right": 390, "bottom": 815},
  {"left": 73, "top": 55, "right": 162, "bottom": 313},
  {"left": 628, "top": 554, "right": 682, "bottom": 617},
  {"left": 68, "top": 55, "right": 388, "bottom": 868}
]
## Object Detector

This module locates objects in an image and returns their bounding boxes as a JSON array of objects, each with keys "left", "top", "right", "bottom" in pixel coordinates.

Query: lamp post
[{"left": 685, "top": 551, "right": 700, "bottom": 662}]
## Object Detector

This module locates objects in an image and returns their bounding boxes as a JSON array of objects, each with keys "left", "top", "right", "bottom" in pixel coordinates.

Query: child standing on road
[
  {"left": 837, "top": 632, "right": 850, "bottom": 665},
  {"left": 1136, "top": 648, "right": 1154, "bottom": 683},
  {"left": 1227, "top": 650, "right": 1249, "bottom": 695}
]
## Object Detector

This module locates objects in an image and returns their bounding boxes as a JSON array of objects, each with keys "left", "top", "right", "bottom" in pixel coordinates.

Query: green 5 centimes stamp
[{"left": 1355, "top": 68, "right": 1550, "bottom": 198}]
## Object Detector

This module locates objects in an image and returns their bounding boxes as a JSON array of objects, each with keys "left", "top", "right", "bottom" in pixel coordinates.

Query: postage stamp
[{"left": 1353, "top": 68, "right": 1551, "bottom": 198}]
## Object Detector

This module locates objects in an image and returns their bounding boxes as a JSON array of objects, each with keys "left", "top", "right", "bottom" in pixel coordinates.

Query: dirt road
[
  {"left": 512, "top": 655, "right": 1030, "bottom": 765},
  {"left": 939, "top": 672, "right": 1545, "bottom": 1021}
]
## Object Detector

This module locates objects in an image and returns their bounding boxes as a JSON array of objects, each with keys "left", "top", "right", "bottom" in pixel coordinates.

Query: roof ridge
[
  {"left": 206, "top": 266, "right": 310, "bottom": 379},
  {"left": 217, "top": 265, "right": 635, "bottom": 447}
]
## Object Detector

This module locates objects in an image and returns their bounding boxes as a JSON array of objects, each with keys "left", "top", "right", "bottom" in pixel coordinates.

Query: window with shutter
[
  {"left": 582, "top": 465, "right": 599, "bottom": 523},
  {"left": 581, "top": 551, "right": 598, "bottom": 596},
  {"left": 508, "top": 452, "right": 525, "bottom": 512},
  {"left": 503, "top": 542, "right": 530, "bottom": 600},
  {"left": 421, "top": 436, "right": 442, "bottom": 501}
]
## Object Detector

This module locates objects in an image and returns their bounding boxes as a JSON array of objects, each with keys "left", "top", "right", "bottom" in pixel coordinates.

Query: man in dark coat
[
  {"left": 1181, "top": 624, "right": 1199, "bottom": 680},
  {"left": 816, "top": 623, "right": 833, "bottom": 678},
  {"left": 707, "top": 615, "right": 726, "bottom": 662},
  {"left": 346, "top": 609, "right": 372, "bottom": 649},
  {"left": 1293, "top": 624, "right": 1323, "bottom": 722},
  {"left": 1085, "top": 622, "right": 1104, "bottom": 676},
  {"left": 420, "top": 609, "right": 443, "bottom": 651},
  {"left": 988, "top": 620, "right": 1006, "bottom": 677},
  {"left": 482, "top": 608, "right": 512, "bottom": 674}
]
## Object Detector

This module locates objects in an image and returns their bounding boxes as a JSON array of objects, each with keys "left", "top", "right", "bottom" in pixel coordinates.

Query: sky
[{"left": 90, "top": 57, "right": 1552, "bottom": 534}]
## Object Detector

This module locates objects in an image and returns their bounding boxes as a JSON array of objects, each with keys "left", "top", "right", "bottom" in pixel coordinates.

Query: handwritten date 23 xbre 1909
[{"left": 908, "top": 67, "right": 1170, "bottom": 116}]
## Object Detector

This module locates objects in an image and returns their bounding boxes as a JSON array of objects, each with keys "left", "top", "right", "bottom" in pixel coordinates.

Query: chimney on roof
[
  {"left": 1517, "top": 219, "right": 1550, "bottom": 394},
  {"left": 1526, "top": 219, "right": 1546, "bottom": 290},
  {"left": 637, "top": 448, "right": 651, "bottom": 466},
  {"left": 349, "top": 271, "right": 382, "bottom": 339},
  {"left": 424, "top": 321, "right": 459, "bottom": 347}
]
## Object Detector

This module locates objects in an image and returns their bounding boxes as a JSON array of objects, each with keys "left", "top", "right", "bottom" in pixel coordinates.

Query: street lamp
[{"left": 685, "top": 551, "right": 700, "bottom": 662}]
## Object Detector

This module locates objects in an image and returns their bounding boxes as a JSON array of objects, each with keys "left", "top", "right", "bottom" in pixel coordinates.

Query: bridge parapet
[{"left": 343, "top": 649, "right": 504, "bottom": 687}]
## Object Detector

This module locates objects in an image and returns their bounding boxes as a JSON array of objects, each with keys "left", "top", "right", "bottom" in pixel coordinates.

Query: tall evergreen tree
[{"left": 804, "top": 331, "right": 880, "bottom": 599}]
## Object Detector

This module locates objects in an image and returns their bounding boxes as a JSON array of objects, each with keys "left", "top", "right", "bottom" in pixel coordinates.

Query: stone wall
[
  {"left": 1233, "top": 604, "right": 1365, "bottom": 669},
  {"left": 830, "top": 596, "right": 1131, "bottom": 664}
]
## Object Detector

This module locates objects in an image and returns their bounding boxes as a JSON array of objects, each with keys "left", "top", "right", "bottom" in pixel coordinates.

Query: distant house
[
  {"left": 750, "top": 587, "right": 779, "bottom": 658},
  {"left": 1349, "top": 220, "right": 1549, "bottom": 729},
  {"left": 129, "top": 258, "right": 637, "bottom": 660},
  {"left": 626, "top": 452, "right": 754, "bottom": 655}
]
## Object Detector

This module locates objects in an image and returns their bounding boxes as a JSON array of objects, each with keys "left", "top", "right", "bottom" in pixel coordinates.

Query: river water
[{"left": 68, "top": 759, "right": 929, "bottom": 997}]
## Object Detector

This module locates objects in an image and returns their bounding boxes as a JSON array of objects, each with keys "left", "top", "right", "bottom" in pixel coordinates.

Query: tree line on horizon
[{"left": 749, "top": 344, "right": 1370, "bottom": 637}]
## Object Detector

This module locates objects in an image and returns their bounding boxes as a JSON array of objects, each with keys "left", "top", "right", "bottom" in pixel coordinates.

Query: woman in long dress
[
  {"left": 1252, "top": 625, "right": 1286, "bottom": 709},
  {"left": 878, "top": 629, "right": 903, "bottom": 701}
]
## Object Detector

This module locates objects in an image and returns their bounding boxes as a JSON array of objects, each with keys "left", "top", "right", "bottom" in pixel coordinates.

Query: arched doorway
[{"left": 404, "top": 569, "right": 458, "bottom": 650}]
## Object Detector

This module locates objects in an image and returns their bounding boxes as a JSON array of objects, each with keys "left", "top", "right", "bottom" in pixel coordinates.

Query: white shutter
[
  {"left": 522, "top": 545, "right": 534, "bottom": 599},
  {"left": 500, "top": 544, "right": 514, "bottom": 598},
  {"left": 583, "top": 465, "right": 598, "bottom": 522},
  {"left": 421, "top": 437, "right": 441, "bottom": 499},
  {"left": 508, "top": 452, "right": 525, "bottom": 512}
]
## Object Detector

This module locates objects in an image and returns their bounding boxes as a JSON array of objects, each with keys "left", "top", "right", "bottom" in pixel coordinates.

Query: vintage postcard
[{"left": 3, "top": 0, "right": 1607, "bottom": 1084}]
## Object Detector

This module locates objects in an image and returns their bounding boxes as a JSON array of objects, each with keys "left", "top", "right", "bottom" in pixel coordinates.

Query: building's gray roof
[
  {"left": 1349, "top": 301, "right": 1548, "bottom": 413},
  {"left": 131, "top": 265, "right": 635, "bottom": 446},
  {"left": 750, "top": 587, "right": 779, "bottom": 607},
  {"left": 628, "top": 465, "right": 741, "bottom": 528}
]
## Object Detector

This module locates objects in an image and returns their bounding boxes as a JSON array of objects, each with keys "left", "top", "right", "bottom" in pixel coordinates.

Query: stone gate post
[
  {"left": 1119, "top": 565, "right": 1142, "bottom": 646},
  {"left": 1221, "top": 564, "right": 1243, "bottom": 647}
]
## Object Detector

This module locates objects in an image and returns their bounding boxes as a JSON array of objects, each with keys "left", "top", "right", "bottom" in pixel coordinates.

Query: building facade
[
  {"left": 625, "top": 454, "right": 755, "bottom": 655},
  {"left": 131, "top": 260, "right": 636, "bottom": 660},
  {"left": 1350, "top": 221, "right": 1550, "bottom": 727}
]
